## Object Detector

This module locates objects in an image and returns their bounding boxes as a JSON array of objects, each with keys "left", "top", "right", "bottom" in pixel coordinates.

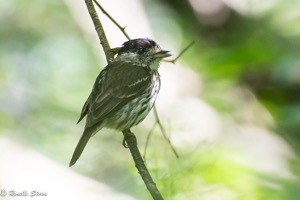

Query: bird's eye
[{"left": 137, "top": 48, "right": 144, "bottom": 54}]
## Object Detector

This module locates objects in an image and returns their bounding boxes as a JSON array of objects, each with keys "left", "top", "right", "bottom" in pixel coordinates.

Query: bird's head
[{"left": 115, "top": 38, "right": 172, "bottom": 70}]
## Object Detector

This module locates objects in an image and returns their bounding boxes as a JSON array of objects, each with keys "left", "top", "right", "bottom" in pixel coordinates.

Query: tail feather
[{"left": 69, "top": 127, "right": 95, "bottom": 167}]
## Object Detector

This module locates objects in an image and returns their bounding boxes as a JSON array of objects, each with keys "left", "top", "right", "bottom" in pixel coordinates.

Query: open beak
[{"left": 154, "top": 50, "right": 172, "bottom": 58}]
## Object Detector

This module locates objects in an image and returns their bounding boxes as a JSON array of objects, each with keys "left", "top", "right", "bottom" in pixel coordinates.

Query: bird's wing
[
  {"left": 76, "top": 69, "right": 107, "bottom": 124},
  {"left": 86, "top": 61, "right": 152, "bottom": 128}
]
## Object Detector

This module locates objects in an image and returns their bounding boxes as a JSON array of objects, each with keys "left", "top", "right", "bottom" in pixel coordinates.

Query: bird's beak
[{"left": 154, "top": 50, "right": 172, "bottom": 58}]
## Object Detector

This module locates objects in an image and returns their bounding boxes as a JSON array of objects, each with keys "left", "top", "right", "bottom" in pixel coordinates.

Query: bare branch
[
  {"left": 153, "top": 106, "right": 179, "bottom": 158},
  {"left": 143, "top": 123, "right": 157, "bottom": 163},
  {"left": 165, "top": 41, "right": 195, "bottom": 64},
  {"left": 85, "top": 0, "right": 114, "bottom": 63},
  {"left": 123, "top": 130, "right": 164, "bottom": 200},
  {"left": 93, "top": 0, "right": 131, "bottom": 40}
]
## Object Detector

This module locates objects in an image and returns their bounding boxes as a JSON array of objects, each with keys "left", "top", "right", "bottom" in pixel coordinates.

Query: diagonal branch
[
  {"left": 143, "top": 122, "right": 157, "bottom": 163},
  {"left": 93, "top": 0, "right": 131, "bottom": 40},
  {"left": 165, "top": 41, "right": 195, "bottom": 63},
  {"left": 84, "top": 1, "right": 164, "bottom": 199},
  {"left": 153, "top": 106, "right": 179, "bottom": 158},
  {"left": 85, "top": 0, "right": 114, "bottom": 63},
  {"left": 123, "top": 130, "right": 164, "bottom": 200}
]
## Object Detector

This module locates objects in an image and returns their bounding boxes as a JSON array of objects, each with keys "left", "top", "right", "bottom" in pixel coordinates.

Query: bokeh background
[{"left": 1, "top": 0, "right": 300, "bottom": 199}]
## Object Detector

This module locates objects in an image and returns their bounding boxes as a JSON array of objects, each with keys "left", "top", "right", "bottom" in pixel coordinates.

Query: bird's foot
[{"left": 122, "top": 137, "right": 128, "bottom": 148}]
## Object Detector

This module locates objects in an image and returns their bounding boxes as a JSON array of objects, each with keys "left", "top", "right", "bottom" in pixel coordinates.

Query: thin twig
[
  {"left": 123, "top": 130, "right": 164, "bottom": 200},
  {"left": 153, "top": 106, "right": 179, "bottom": 158},
  {"left": 143, "top": 123, "right": 157, "bottom": 163},
  {"left": 165, "top": 41, "right": 195, "bottom": 63},
  {"left": 93, "top": 0, "right": 131, "bottom": 40}
]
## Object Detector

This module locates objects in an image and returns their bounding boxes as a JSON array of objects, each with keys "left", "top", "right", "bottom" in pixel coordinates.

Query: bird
[{"left": 69, "top": 38, "right": 171, "bottom": 166}]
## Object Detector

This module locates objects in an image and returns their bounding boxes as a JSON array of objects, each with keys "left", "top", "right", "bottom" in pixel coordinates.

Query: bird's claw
[{"left": 122, "top": 137, "right": 128, "bottom": 148}]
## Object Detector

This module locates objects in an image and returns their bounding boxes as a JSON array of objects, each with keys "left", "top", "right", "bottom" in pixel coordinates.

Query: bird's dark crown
[{"left": 117, "top": 38, "right": 159, "bottom": 55}]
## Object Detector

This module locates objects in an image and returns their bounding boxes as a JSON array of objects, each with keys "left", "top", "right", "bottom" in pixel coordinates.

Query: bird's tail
[{"left": 69, "top": 126, "right": 95, "bottom": 167}]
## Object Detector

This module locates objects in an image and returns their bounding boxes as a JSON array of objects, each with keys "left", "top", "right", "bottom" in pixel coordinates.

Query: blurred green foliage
[{"left": 152, "top": 0, "right": 300, "bottom": 199}]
